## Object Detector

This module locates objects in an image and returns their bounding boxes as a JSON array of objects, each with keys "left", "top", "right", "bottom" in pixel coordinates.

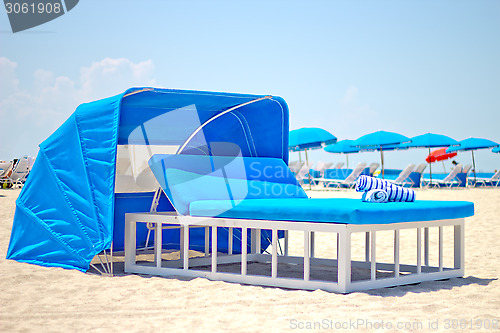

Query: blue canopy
[
  {"left": 352, "top": 130, "right": 410, "bottom": 148},
  {"left": 324, "top": 139, "right": 359, "bottom": 154},
  {"left": 352, "top": 131, "right": 410, "bottom": 179},
  {"left": 493, "top": 147, "right": 500, "bottom": 153},
  {"left": 402, "top": 133, "right": 458, "bottom": 149},
  {"left": 7, "top": 88, "right": 289, "bottom": 271},
  {"left": 289, "top": 127, "right": 337, "bottom": 152},
  {"left": 446, "top": 138, "right": 499, "bottom": 153}
]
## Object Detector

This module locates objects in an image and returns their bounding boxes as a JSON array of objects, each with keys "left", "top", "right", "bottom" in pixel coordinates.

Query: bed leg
[
  {"left": 394, "top": 229, "right": 400, "bottom": 277},
  {"left": 228, "top": 227, "right": 233, "bottom": 255},
  {"left": 124, "top": 215, "right": 136, "bottom": 272},
  {"left": 212, "top": 226, "right": 217, "bottom": 273},
  {"left": 365, "top": 232, "right": 370, "bottom": 262},
  {"left": 241, "top": 227, "right": 247, "bottom": 276},
  {"left": 304, "top": 231, "right": 310, "bottom": 281},
  {"left": 424, "top": 227, "right": 429, "bottom": 266},
  {"left": 182, "top": 226, "right": 189, "bottom": 270},
  {"left": 155, "top": 222, "right": 162, "bottom": 268},
  {"left": 439, "top": 226, "right": 443, "bottom": 271},
  {"left": 272, "top": 229, "right": 278, "bottom": 278},
  {"left": 284, "top": 230, "right": 289, "bottom": 256},
  {"left": 204, "top": 227, "right": 209, "bottom": 257},
  {"left": 338, "top": 227, "right": 351, "bottom": 293},
  {"left": 417, "top": 227, "right": 422, "bottom": 274},
  {"left": 454, "top": 222, "right": 464, "bottom": 271},
  {"left": 310, "top": 231, "right": 315, "bottom": 258},
  {"left": 370, "top": 231, "right": 376, "bottom": 280}
]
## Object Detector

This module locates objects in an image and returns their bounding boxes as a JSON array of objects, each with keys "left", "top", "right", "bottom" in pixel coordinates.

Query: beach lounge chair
[
  {"left": 320, "top": 163, "right": 367, "bottom": 188},
  {"left": 288, "top": 161, "right": 304, "bottom": 175},
  {"left": 334, "top": 162, "right": 344, "bottom": 169},
  {"left": 309, "top": 161, "right": 334, "bottom": 184},
  {"left": 406, "top": 163, "right": 427, "bottom": 188},
  {"left": 474, "top": 170, "right": 500, "bottom": 187},
  {"left": 368, "top": 163, "right": 380, "bottom": 176},
  {"left": 295, "top": 162, "right": 313, "bottom": 184},
  {"left": 124, "top": 153, "right": 473, "bottom": 293},
  {"left": 390, "top": 164, "right": 415, "bottom": 186},
  {"left": 7, "top": 157, "right": 34, "bottom": 188},
  {"left": 425, "top": 164, "right": 463, "bottom": 188}
]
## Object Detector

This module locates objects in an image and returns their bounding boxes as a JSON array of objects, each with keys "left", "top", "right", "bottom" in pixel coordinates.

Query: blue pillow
[
  {"left": 148, "top": 154, "right": 301, "bottom": 185},
  {"left": 149, "top": 157, "right": 308, "bottom": 215}
]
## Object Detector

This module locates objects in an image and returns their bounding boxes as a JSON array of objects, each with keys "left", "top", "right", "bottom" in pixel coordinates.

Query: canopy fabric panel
[{"left": 7, "top": 95, "right": 122, "bottom": 271}]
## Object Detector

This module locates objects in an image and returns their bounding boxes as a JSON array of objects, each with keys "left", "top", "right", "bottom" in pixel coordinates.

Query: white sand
[{"left": 1, "top": 188, "right": 499, "bottom": 332}]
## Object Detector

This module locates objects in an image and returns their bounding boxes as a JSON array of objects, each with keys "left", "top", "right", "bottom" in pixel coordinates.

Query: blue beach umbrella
[
  {"left": 492, "top": 147, "right": 500, "bottom": 153},
  {"left": 289, "top": 127, "right": 337, "bottom": 187},
  {"left": 447, "top": 138, "right": 500, "bottom": 184},
  {"left": 401, "top": 133, "right": 459, "bottom": 183},
  {"left": 289, "top": 127, "right": 338, "bottom": 152},
  {"left": 352, "top": 131, "right": 411, "bottom": 178},
  {"left": 324, "top": 140, "right": 360, "bottom": 168}
]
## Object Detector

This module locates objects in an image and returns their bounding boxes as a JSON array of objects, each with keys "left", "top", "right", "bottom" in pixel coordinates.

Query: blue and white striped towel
[
  {"left": 355, "top": 175, "right": 386, "bottom": 192},
  {"left": 385, "top": 183, "right": 416, "bottom": 202},
  {"left": 362, "top": 189, "right": 388, "bottom": 203},
  {"left": 355, "top": 175, "right": 416, "bottom": 202}
]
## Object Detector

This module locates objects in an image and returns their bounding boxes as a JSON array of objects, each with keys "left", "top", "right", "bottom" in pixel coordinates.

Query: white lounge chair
[
  {"left": 288, "top": 161, "right": 304, "bottom": 174},
  {"left": 295, "top": 162, "right": 314, "bottom": 184},
  {"left": 405, "top": 163, "right": 427, "bottom": 188},
  {"left": 474, "top": 170, "right": 500, "bottom": 187},
  {"left": 390, "top": 164, "right": 415, "bottom": 186},
  {"left": 368, "top": 163, "right": 380, "bottom": 176},
  {"left": 1, "top": 157, "right": 34, "bottom": 188},
  {"left": 333, "top": 162, "right": 344, "bottom": 169},
  {"left": 324, "top": 162, "right": 367, "bottom": 188},
  {"left": 425, "top": 164, "right": 463, "bottom": 188}
]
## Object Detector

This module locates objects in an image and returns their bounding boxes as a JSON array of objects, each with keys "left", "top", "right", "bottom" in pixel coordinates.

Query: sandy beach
[{"left": 1, "top": 187, "right": 499, "bottom": 332}]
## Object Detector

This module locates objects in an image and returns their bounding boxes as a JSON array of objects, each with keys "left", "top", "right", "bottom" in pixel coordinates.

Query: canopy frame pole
[{"left": 176, "top": 96, "right": 273, "bottom": 155}]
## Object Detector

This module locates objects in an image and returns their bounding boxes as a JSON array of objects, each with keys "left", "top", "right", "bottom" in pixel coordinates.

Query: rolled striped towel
[
  {"left": 362, "top": 189, "right": 388, "bottom": 203},
  {"left": 356, "top": 175, "right": 416, "bottom": 202},
  {"left": 355, "top": 175, "right": 387, "bottom": 192},
  {"left": 385, "top": 182, "right": 415, "bottom": 202}
]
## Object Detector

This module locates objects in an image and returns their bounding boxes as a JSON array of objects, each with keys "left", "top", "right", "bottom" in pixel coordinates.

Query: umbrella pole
[
  {"left": 305, "top": 149, "right": 312, "bottom": 190},
  {"left": 380, "top": 148, "right": 385, "bottom": 179},
  {"left": 428, "top": 148, "right": 432, "bottom": 185},
  {"left": 442, "top": 161, "right": 446, "bottom": 173},
  {"left": 472, "top": 150, "right": 476, "bottom": 186},
  {"left": 298, "top": 151, "right": 302, "bottom": 164},
  {"left": 346, "top": 154, "right": 349, "bottom": 169}
]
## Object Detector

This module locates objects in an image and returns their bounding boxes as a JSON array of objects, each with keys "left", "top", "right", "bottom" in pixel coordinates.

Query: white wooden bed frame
[{"left": 124, "top": 212, "right": 464, "bottom": 293}]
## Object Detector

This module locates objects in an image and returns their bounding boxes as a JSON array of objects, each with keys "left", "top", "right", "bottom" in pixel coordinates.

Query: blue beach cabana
[{"left": 7, "top": 88, "right": 290, "bottom": 272}]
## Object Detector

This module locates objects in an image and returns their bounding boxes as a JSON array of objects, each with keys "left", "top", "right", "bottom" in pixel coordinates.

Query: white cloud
[
  {"left": 0, "top": 57, "right": 156, "bottom": 159},
  {"left": 0, "top": 57, "right": 19, "bottom": 101}
]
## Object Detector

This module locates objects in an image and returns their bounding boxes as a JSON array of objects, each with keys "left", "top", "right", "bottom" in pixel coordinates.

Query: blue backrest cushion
[{"left": 148, "top": 154, "right": 307, "bottom": 215}]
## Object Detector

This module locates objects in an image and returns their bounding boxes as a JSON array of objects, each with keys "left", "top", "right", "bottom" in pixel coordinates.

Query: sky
[{"left": 1, "top": 0, "right": 499, "bottom": 172}]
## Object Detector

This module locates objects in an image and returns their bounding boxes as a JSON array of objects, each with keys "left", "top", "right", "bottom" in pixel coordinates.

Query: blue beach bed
[
  {"left": 124, "top": 154, "right": 474, "bottom": 293},
  {"left": 6, "top": 87, "right": 474, "bottom": 293}
]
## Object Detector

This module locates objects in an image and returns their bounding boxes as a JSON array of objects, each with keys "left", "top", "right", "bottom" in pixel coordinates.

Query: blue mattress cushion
[
  {"left": 189, "top": 198, "right": 474, "bottom": 224},
  {"left": 148, "top": 155, "right": 307, "bottom": 215}
]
